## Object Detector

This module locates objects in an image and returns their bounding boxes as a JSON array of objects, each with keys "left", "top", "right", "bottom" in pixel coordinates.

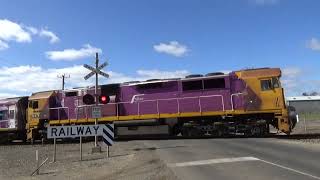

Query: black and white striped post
[{"left": 102, "top": 124, "right": 114, "bottom": 157}]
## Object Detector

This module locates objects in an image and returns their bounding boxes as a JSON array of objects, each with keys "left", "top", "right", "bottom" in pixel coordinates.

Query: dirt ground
[
  {"left": 0, "top": 140, "right": 177, "bottom": 180},
  {"left": 1, "top": 120, "right": 319, "bottom": 180}
]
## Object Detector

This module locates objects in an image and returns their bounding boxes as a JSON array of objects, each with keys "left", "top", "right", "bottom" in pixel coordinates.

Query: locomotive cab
[
  {"left": 235, "top": 68, "right": 295, "bottom": 134},
  {"left": 26, "top": 91, "right": 56, "bottom": 141}
]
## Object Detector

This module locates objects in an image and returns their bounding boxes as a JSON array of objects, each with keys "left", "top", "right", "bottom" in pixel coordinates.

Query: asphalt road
[{"left": 143, "top": 138, "right": 320, "bottom": 180}]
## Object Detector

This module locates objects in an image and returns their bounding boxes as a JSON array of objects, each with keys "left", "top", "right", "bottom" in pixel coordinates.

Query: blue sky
[{"left": 0, "top": 0, "right": 319, "bottom": 97}]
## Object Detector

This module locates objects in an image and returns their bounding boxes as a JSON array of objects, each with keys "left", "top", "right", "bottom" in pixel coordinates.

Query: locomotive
[{"left": 0, "top": 67, "right": 298, "bottom": 142}]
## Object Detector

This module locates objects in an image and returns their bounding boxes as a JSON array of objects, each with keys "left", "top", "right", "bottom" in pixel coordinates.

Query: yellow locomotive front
[
  {"left": 26, "top": 91, "right": 56, "bottom": 141},
  {"left": 235, "top": 68, "right": 297, "bottom": 134}
]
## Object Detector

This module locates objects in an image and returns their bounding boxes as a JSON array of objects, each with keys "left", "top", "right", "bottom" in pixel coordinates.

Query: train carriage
[{"left": 0, "top": 97, "right": 28, "bottom": 142}]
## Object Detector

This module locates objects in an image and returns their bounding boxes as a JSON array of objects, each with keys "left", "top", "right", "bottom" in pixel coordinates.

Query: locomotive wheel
[
  {"left": 249, "top": 125, "right": 267, "bottom": 137},
  {"left": 171, "top": 124, "right": 182, "bottom": 136}
]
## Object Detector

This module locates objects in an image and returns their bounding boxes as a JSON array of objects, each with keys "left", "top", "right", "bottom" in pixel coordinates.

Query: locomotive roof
[
  {"left": 180, "top": 74, "right": 228, "bottom": 81},
  {"left": 121, "top": 74, "right": 229, "bottom": 86},
  {"left": 121, "top": 79, "right": 175, "bottom": 86},
  {"left": 235, "top": 68, "right": 281, "bottom": 78},
  {"left": 29, "top": 90, "right": 55, "bottom": 100},
  {"left": 0, "top": 96, "right": 26, "bottom": 105}
]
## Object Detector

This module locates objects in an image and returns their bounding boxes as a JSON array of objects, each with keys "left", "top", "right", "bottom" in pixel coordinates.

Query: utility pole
[{"left": 57, "top": 74, "right": 70, "bottom": 90}]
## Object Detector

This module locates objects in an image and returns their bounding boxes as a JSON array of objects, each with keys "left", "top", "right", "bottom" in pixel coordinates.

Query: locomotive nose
[{"left": 288, "top": 106, "right": 298, "bottom": 130}]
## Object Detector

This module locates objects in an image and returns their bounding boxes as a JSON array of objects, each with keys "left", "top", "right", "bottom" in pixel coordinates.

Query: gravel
[{"left": 0, "top": 140, "right": 177, "bottom": 180}]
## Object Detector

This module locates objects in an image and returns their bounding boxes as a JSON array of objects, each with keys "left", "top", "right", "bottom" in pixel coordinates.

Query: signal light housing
[
  {"left": 99, "top": 95, "right": 110, "bottom": 104},
  {"left": 83, "top": 94, "right": 95, "bottom": 105}
]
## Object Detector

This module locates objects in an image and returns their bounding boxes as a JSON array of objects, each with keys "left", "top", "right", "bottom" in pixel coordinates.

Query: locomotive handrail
[
  {"left": 230, "top": 93, "right": 243, "bottom": 111},
  {"left": 133, "top": 94, "right": 225, "bottom": 115},
  {"left": 72, "top": 94, "right": 225, "bottom": 119},
  {"left": 49, "top": 107, "right": 70, "bottom": 120},
  {"left": 75, "top": 101, "right": 133, "bottom": 119}
]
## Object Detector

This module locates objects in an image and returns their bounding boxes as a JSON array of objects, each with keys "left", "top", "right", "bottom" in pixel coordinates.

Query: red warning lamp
[{"left": 99, "top": 95, "right": 110, "bottom": 104}]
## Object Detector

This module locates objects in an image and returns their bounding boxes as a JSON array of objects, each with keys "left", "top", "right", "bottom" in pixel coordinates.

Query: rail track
[{"left": 1, "top": 133, "right": 319, "bottom": 146}]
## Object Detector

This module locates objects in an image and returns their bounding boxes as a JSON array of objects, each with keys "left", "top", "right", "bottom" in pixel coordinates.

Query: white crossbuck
[{"left": 84, "top": 61, "right": 109, "bottom": 80}]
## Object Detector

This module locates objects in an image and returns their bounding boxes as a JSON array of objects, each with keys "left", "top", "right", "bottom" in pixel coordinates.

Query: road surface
[{"left": 143, "top": 137, "right": 320, "bottom": 180}]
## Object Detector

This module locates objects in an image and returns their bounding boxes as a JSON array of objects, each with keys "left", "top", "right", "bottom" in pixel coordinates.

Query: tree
[
  {"left": 302, "top": 92, "right": 309, "bottom": 96},
  {"left": 310, "top": 91, "right": 319, "bottom": 96}
]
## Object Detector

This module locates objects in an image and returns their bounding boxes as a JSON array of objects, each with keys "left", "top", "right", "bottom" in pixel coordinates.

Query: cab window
[
  {"left": 261, "top": 79, "right": 272, "bottom": 91},
  {"left": 204, "top": 78, "right": 225, "bottom": 89},
  {"left": 9, "top": 110, "right": 14, "bottom": 119},
  {"left": 33, "top": 101, "right": 39, "bottom": 109},
  {"left": 0, "top": 111, "right": 8, "bottom": 120},
  {"left": 272, "top": 77, "right": 280, "bottom": 88},
  {"left": 182, "top": 80, "right": 203, "bottom": 91},
  {"left": 65, "top": 91, "right": 78, "bottom": 97},
  {"left": 29, "top": 101, "right": 39, "bottom": 109}
]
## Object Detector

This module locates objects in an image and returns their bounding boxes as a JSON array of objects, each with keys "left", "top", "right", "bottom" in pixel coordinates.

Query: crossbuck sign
[{"left": 84, "top": 62, "right": 109, "bottom": 80}]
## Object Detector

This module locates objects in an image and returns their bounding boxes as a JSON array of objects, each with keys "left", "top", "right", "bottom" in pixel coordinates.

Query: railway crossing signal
[
  {"left": 83, "top": 52, "right": 110, "bottom": 148},
  {"left": 83, "top": 61, "right": 109, "bottom": 80},
  {"left": 99, "top": 95, "right": 110, "bottom": 104},
  {"left": 83, "top": 94, "right": 95, "bottom": 105}
]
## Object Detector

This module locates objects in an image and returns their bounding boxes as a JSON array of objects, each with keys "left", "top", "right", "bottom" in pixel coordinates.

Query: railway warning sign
[
  {"left": 47, "top": 125, "right": 104, "bottom": 138},
  {"left": 92, "top": 106, "right": 102, "bottom": 118},
  {"left": 83, "top": 61, "right": 109, "bottom": 80},
  {"left": 102, "top": 124, "right": 114, "bottom": 146}
]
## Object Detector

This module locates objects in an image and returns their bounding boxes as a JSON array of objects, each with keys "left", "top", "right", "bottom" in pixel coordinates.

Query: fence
[{"left": 294, "top": 112, "right": 320, "bottom": 134}]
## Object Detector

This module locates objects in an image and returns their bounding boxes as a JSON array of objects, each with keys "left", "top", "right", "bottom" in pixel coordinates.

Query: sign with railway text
[{"left": 47, "top": 125, "right": 104, "bottom": 139}]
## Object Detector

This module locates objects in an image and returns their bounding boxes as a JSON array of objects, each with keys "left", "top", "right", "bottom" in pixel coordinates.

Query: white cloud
[
  {"left": 39, "top": 29, "right": 59, "bottom": 44},
  {"left": 306, "top": 38, "right": 320, "bottom": 51},
  {"left": 25, "top": 26, "right": 59, "bottom": 44},
  {"left": 0, "top": 19, "right": 32, "bottom": 43},
  {"left": 0, "top": 65, "right": 190, "bottom": 97},
  {"left": 281, "top": 67, "right": 320, "bottom": 96},
  {"left": 46, "top": 44, "right": 102, "bottom": 61},
  {"left": 250, "top": 0, "right": 279, "bottom": 5},
  {"left": 281, "top": 67, "right": 302, "bottom": 96},
  {"left": 282, "top": 67, "right": 302, "bottom": 78},
  {"left": 0, "top": 93, "right": 19, "bottom": 99},
  {"left": 136, "top": 70, "right": 189, "bottom": 79},
  {"left": 0, "top": 19, "right": 59, "bottom": 50},
  {"left": 0, "top": 40, "right": 9, "bottom": 50},
  {"left": 153, "top": 41, "right": 188, "bottom": 57},
  {"left": 25, "top": 26, "right": 38, "bottom": 35},
  {"left": 0, "top": 19, "right": 32, "bottom": 50}
]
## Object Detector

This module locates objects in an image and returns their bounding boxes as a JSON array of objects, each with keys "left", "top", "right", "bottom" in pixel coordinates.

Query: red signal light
[
  {"left": 99, "top": 95, "right": 110, "bottom": 104},
  {"left": 83, "top": 94, "right": 95, "bottom": 105}
]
